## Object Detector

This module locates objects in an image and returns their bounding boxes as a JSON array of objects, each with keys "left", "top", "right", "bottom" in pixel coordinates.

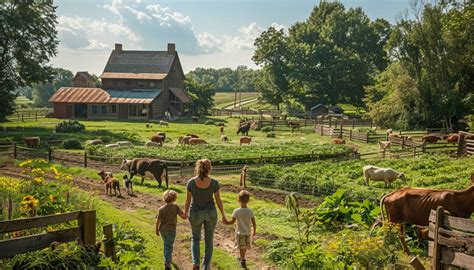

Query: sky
[{"left": 51, "top": 0, "right": 412, "bottom": 75}]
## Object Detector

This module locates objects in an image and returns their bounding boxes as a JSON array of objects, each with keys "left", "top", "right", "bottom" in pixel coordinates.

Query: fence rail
[{"left": 0, "top": 210, "right": 96, "bottom": 259}]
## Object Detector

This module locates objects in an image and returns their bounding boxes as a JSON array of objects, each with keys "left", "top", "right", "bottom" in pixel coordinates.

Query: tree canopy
[
  {"left": 184, "top": 78, "right": 215, "bottom": 115},
  {"left": 0, "top": 1, "right": 58, "bottom": 120},
  {"left": 186, "top": 66, "right": 259, "bottom": 93},
  {"left": 32, "top": 68, "right": 73, "bottom": 108}
]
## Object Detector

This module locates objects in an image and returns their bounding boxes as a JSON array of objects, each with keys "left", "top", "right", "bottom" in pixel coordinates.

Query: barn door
[{"left": 118, "top": 104, "right": 128, "bottom": 120}]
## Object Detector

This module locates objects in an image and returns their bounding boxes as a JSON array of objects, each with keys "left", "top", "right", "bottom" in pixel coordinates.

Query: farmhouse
[{"left": 49, "top": 43, "right": 190, "bottom": 120}]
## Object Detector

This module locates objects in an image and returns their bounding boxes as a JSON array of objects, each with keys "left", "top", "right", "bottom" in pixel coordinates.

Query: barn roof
[
  {"left": 74, "top": 71, "right": 94, "bottom": 81},
  {"left": 310, "top": 104, "right": 327, "bottom": 111},
  {"left": 49, "top": 87, "right": 161, "bottom": 104},
  {"left": 100, "top": 49, "right": 175, "bottom": 79},
  {"left": 170, "top": 87, "right": 190, "bottom": 103}
]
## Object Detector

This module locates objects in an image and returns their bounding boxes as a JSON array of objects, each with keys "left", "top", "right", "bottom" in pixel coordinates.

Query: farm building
[
  {"left": 309, "top": 104, "right": 329, "bottom": 117},
  {"left": 49, "top": 43, "right": 190, "bottom": 120}
]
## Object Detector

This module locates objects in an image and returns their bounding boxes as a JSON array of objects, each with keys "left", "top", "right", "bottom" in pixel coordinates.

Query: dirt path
[{"left": 0, "top": 164, "right": 275, "bottom": 270}]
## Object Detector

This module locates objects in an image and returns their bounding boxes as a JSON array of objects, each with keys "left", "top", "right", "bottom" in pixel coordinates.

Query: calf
[
  {"left": 186, "top": 134, "right": 199, "bottom": 139},
  {"left": 363, "top": 165, "right": 406, "bottom": 187},
  {"left": 376, "top": 181, "right": 474, "bottom": 254},
  {"left": 145, "top": 123, "right": 153, "bottom": 128},
  {"left": 221, "top": 134, "right": 228, "bottom": 143},
  {"left": 151, "top": 135, "right": 165, "bottom": 146},
  {"left": 24, "top": 137, "right": 40, "bottom": 148},
  {"left": 422, "top": 134, "right": 440, "bottom": 144},
  {"left": 189, "top": 138, "right": 208, "bottom": 145},
  {"left": 98, "top": 170, "right": 121, "bottom": 197},
  {"left": 178, "top": 136, "right": 192, "bottom": 145},
  {"left": 120, "top": 158, "right": 169, "bottom": 188},
  {"left": 156, "top": 132, "right": 166, "bottom": 141},
  {"left": 239, "top": 136, "right": 251, "bottom": 146},
  {"left": 331, "top": 138, "right": 345, "bottom": 145},
  {"left": 378, "top": 141, "right": 391, "bottom": 151}
]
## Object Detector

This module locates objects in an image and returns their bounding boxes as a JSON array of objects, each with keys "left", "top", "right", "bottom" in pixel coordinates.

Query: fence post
[
  {"left": 103, "top": 224, "right": 117, "bottom": 261},
  {"left": 402, "top": 137, "right": 405, "bottom": 149},
  {"left": 13, "top": 142, "right": 17, "bottom": 159},
  {"left": 328, "top": 118, "right": 332, "bottom": 128},
  {"left": 349, "top": 130, "right": 352, "bottom": 141},
  {"left": 21, "top": 114, "right": 24, "bottom": 122},
  {"left": 78, "top": 210, "right": 96, "bottom": 246},
  {"left": 409, "top": 257, "right": 425, "bottom": 270},
  {"left": 352, "top": 119, "right": 355, "bottom": 129},
  {"left": 180, "top": 160, "right": 184, "bottom": 177},
  {"left": 83, "top": 151, "right": 87, "bottom": 168},
  {"left": 432, "top": 206, "right": 444, "bottom": 270},
  {"left": 35, "top": 112, "right": 38, "bottom": 121},
  {"left": 320, "top": 125, "right": 323, "bottom": 135},
  {"left": 48, "top": 147, "right": 52, "bottom": 162},
  {"left": 456, "top": 133, "right": 464, "bottom": 157}
]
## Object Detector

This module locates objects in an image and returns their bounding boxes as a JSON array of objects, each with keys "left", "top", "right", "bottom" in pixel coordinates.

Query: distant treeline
[{"left": 186, "top": 66, "right": 259, "bottom": 93}]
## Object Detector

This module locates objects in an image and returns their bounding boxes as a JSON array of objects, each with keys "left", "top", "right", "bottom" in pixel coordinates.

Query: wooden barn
[{"left": 49, "top": 43, "right": 190, "bottom": 120}]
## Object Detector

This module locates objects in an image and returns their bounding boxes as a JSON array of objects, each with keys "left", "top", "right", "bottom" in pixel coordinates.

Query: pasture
[
  {"left": 213, "top": 92, "right": 258, "bottom": 109},
  {"left": 1, "top": 116, "right": 473, "bottom": 269}
]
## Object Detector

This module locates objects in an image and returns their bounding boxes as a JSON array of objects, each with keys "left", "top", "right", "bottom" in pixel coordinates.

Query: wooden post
[
  {"left": 320, "top": 125, "right": 323, "bottom": 136},
  {"left": 48, "top": 147, "right": 52, "bottom": 162},
  {"left": 78, "top": 210, "right": 96, "bottom": 246},
  {"left": 35, "top": 112, "right": 38, "bottom": 121},
  {"left": 370, "top": 120, "right": 373, "bottom": 128},
  {"left": 83, "top": 152, "right": 87, "bottom": 168},
  {"left": 402, "top": 137, "right": 405, "bottom": 149},
  {"left": 329, "top": 118, "right": 332, "bottom": 128},
  {"left": 432, "top": 206, "right": 444, "bottom": 270},
  {"left": 103, "top": 224, "right": 117, "bottom": 261},
  {"left": 180, "top": 160, "right": 184, "bottom": 177},
  {"left": 21, "top": 114, "right": 24, "bottom": 122},
  {"left": 12, "top": 142, "right": 17, "bottom": 159},
  {"left": 410, "top": 256, "right": 425, "bottom": 270},
  {"left": 349, "top": 130, "right": 352, "bottom": 141},
  {"left": 413, "top": 146, "right": 417, "bottom": 157},
  {"left": 457, "top": 133, "right": 464, "bottom": 157},
  {"left": 352, "top": 119, "right": 355, "bottom": 129}
]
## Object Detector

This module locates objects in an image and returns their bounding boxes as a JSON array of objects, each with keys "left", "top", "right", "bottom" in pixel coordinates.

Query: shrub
[
  {"left": 266, "top": 132, "right": 276, "bottom": 138},
  {"left": 62, "top": 138, "right": 82, "bottom": 150},
  {"left": 55, "top": 120, "right": 85, "bottom": 133},
  {"left": 204, "top": 120, "right": 215, "bottom": 125},
  {"left": 261, "top": 126, "right": 273, "bottom": 133}
]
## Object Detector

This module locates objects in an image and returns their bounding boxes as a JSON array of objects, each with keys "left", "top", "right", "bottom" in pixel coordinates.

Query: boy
[
  {"left": 123, "top": 175, "right": 133, "bottom": 195},
  {"left": 156, "top": 190, "right": 187, "bottom": 270},
  {"left": 224, "top": 190, "right": 257, "bottom": 269}
]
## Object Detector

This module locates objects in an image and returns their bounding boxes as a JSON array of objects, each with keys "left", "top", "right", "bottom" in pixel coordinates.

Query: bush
[
  {"left": 266, "top": 132, "right": 276, "bottom": 138},
  {"left": 55, "top": 120, "right": 85, "bottom": 133},
  {"left": 261, "top": 126, "right": 273, "bottom": 133},
  {"left": 204, "top": 120, "right": 215, "bottom": 125},
  {"left": 62, "top": 138, "right": 83, "bottom": 149}
]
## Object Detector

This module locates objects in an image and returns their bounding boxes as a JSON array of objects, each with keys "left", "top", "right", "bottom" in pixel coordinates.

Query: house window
[
  {"left": 129, "top": 105, "right": 137, "bottom": 116},
  {"left": 110, "top": 105, "right": 117, "bottom": 114},
  {"left": 91, "top": 105, "right": 98, "bottom": 114},
  {"left": 129, "top": 104, "right": 147, "bottom": 117},
  {"left": 101, "top": 105, "right": 107, "bottom": 114},
  {"left": 150, "top": 81, "right": 155, "bottom": 87}
]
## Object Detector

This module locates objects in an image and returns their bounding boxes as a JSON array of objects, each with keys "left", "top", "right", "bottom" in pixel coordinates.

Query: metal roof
[
  {"left": 310, "top": 104, "right": 327, "bottom": 111},
  {"left": 49, "top": 87, "right": 161, "bottom": 104},
  {"left": 100, "top": 72, "right": 167, "bottom": 80},
  {"left": 170, "top": 87, "right": 190, "bottom": 103}
]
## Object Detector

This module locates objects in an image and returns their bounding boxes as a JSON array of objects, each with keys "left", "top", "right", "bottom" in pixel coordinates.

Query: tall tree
[
  {"left": 32, "top": 68, "right": 73, "bottom": 107},
  {"left": 385, "top": 0, "right": 473, "bottom": 128},
  {"left": 184, "top": 78, "right": 215, "bottom": 115},
  {"left": 0, "top": 1, "right": 58, "bottom": 121},
  {"left": 252, "top": 27, "right": 289, "bottom": 110},
  {"left": 285, "top": 2, "right": 389, "bottom": 109}
]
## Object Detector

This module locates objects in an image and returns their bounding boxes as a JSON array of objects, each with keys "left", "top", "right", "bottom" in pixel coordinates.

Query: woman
[{"left": 184, "top": 159, "right": 227, "bottom": 270}]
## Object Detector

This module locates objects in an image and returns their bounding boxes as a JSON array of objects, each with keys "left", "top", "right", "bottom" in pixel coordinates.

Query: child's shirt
[
  {"left": 156, "top": 204, "right": 183, "bottom": 233},
  {"left": 232, "top": 207, "right": 254, "bottom": 235}
]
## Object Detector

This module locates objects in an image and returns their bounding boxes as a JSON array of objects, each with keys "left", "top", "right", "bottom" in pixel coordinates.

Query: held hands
[{"left": 221, "top": 216, "right": 228, "bottom": 225}]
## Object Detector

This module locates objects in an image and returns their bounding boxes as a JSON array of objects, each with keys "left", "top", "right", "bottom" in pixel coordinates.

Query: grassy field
[{"left": 214, "top": 92, "right": 258, "bottom": 109}]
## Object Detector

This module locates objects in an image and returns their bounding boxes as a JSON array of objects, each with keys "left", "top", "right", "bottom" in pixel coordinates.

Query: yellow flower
[
  {"left": 32, "top": 177, "right": 43, "bottom": 185},
  {"left": 49, "top": 195, "right": 56, "bottom": 203},
  {"left": 50, "top": 166, "right": 59, "bottom": 176},
  {"left": 20, "top": 195, "right": 39, "bottom": 212}
]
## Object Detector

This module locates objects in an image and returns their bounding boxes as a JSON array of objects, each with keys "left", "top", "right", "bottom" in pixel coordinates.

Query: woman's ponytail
[{"left": 195, "top": 159, "right": 211, "bottom": 180}]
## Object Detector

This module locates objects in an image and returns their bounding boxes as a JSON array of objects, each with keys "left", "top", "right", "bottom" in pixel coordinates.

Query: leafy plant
[
  {"left": 261, "top": 126, "right": 273, "bottom": 132},
  {"left": 266, "top": 132, "right": 276, "bottom": 138},
  {"left": 55, "top": 120, "right": 85, "bottom": 133},
  {"left": 62, "top": 138, "right": 82, "bottom": 149}
]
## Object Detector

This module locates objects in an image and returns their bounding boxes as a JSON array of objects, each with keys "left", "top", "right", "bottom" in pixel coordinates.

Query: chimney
[
  {"left": 167, "top": 43, "right": 175, "bottom": 54},
  {"left": 115, "top": 43, "right": 122, "bottom": 52}
]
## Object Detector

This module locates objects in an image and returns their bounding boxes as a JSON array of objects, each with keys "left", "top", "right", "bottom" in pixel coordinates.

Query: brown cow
[
  {"left": 178, "top": 136, "right": 192, "bottom": 145},
  {"left": 331, "top": 138, "right": 345, "bottom": 145},
  {"left": 189, "top": 138, "right": 208, "bottom": 145},
  {"left": 422, "top": 135, "right": 440, "bottom": 143},
  {"left": 239, "top": 136, "right": 251, "bottom": 146},
  {"left": 375, "top": 179, "right": 474, "bottom": 254},
  {"left": 219, "top": 126, "right": 224, "bottom": 135},
  {"left": 288, "top": 121, "right": 300, "bottom": 133},
  {"left": 24, "top": 137, "right": 40, "bottom": 148},
  {"left": 98, "top": 170, "right": 122, "bottom": 197},
  {"left": 445, "top": 134, "right": 459, "bottom": 144},
  {"left": 151, "top": 135, "right": 165, "bottom": 146}
]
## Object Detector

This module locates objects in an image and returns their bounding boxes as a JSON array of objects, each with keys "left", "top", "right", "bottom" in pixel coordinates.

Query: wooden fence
[
  {"left": 428, "top": 206, "right": 474, "bottom": 270},
  {"left": 6, "top": 108, "right": 53, "bottom": 122},
  {"left": 315, "top": 124, "right": 386, "bottom": 142},
  {"left": 457, "top": 131, "right": 474, "bottom": 157},
  {"left": 0, "top": 210, "right": 96, "bottom": 259}
]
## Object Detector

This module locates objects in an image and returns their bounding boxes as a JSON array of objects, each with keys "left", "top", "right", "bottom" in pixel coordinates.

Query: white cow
[
  {"left": 363, "top": 165, "right": 406, "bottom": 187},
  {"left": 117, "top": 141, "right": 134, "bottom": 148},
  {"left": 145, "top": 141, "right": 161, "bottom": 147},
  {"left": 105, "top": 143, "right": 120, "bottom": 149}
]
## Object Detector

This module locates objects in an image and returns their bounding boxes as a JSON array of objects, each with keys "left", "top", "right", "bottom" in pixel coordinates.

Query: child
[
  {"left": 123, "top": 175, "right": 133, "bottom": 195},
  {"left": 224, "top": 190, "right": 257, "bottom": 269},
  {"left": 156, "top": 190, "right": 187, "bottom": 270}
]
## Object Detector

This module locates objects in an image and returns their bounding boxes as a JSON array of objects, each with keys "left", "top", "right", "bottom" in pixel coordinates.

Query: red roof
[{"left": 49, "top": 87, "right": 160, "bottom": 104}]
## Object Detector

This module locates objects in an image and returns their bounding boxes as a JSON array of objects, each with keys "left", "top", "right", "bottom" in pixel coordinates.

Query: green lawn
[{"left": 214, "top": 92, "right": 258, "bottom": 109}]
